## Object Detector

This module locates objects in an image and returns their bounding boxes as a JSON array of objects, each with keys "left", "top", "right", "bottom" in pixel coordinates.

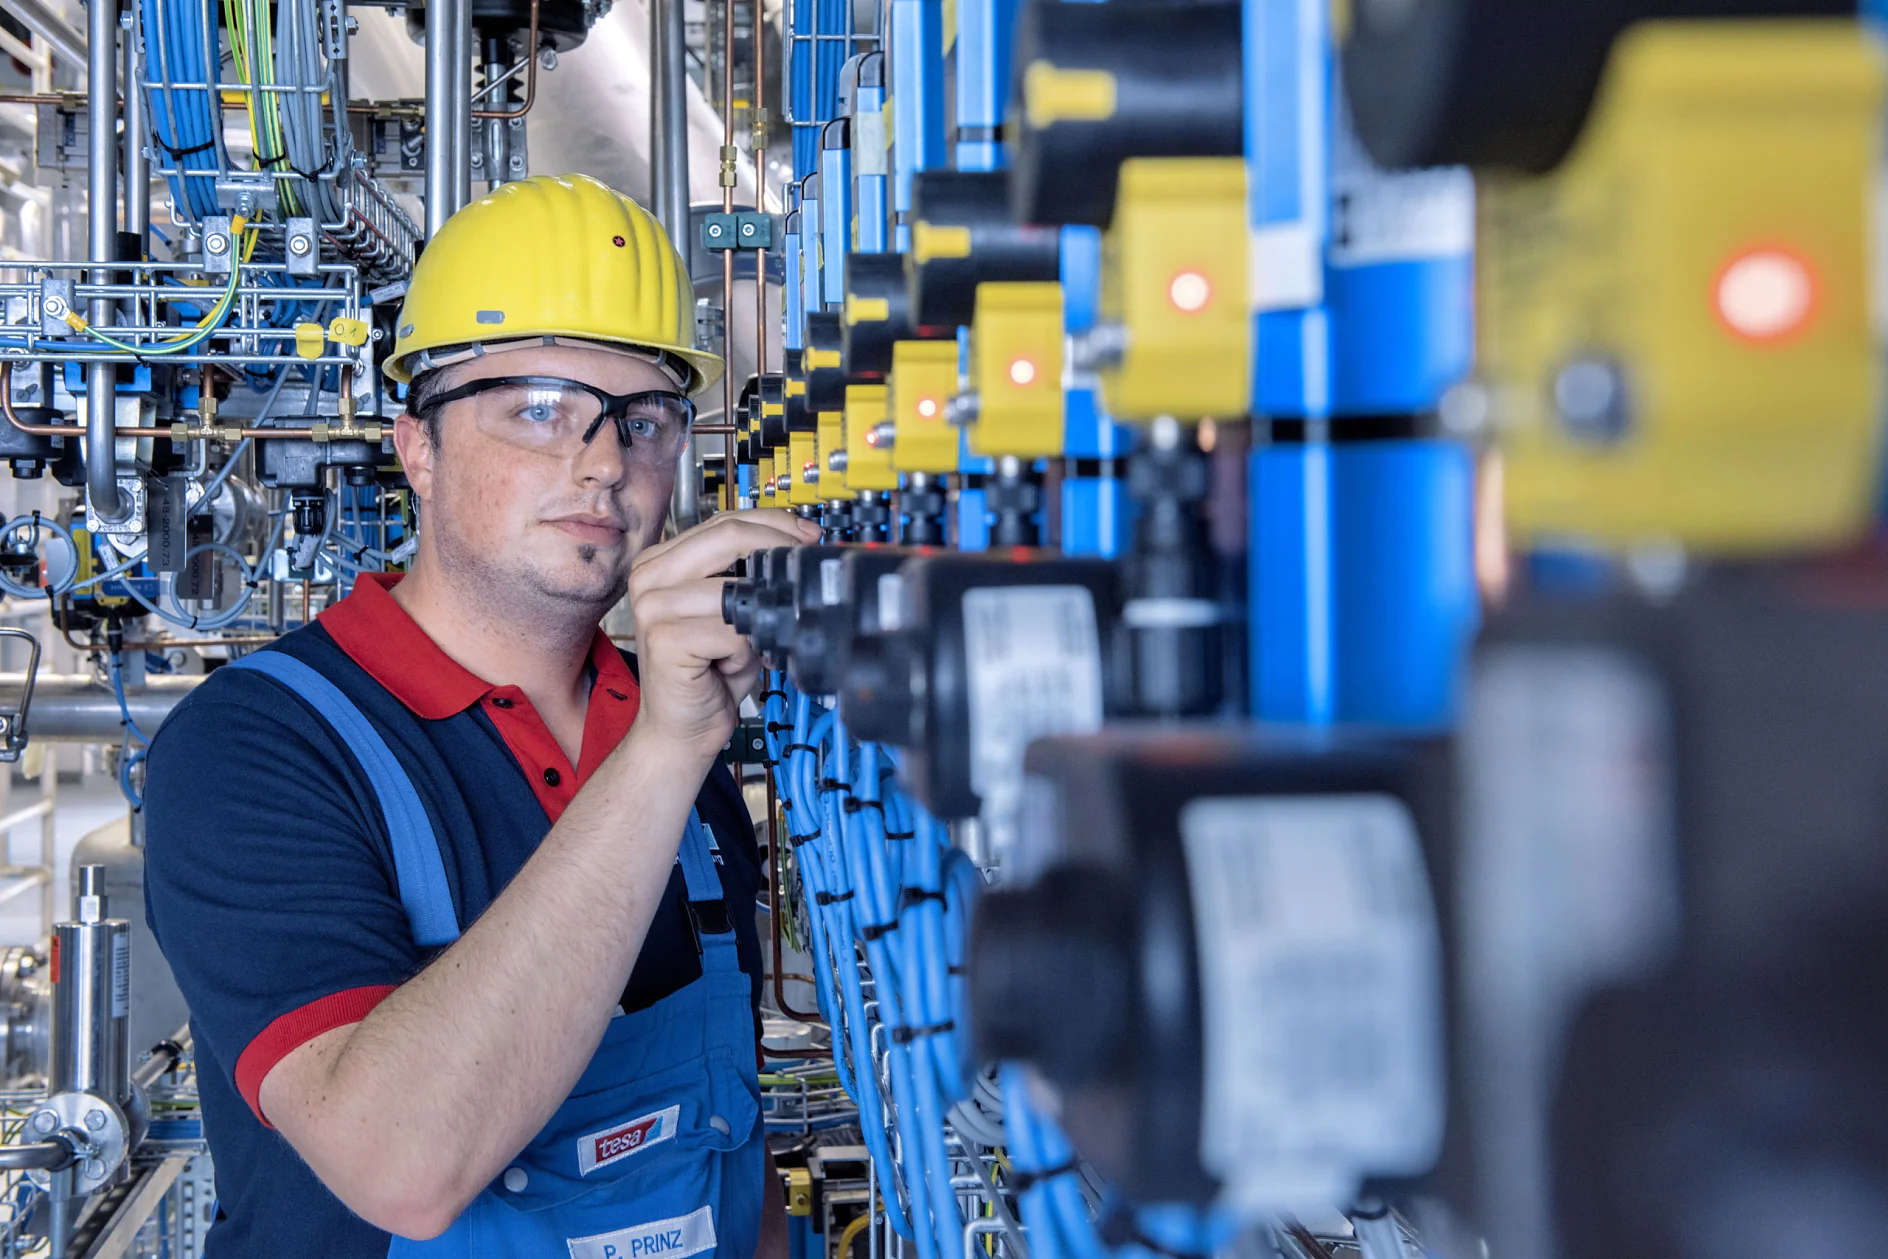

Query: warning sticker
[
  {"left": 1181, "top": 794, "right": 1445, "bottom": 1212},
  {"left": 110, "top": 931, "right": 130, "bottom": 1019},
  {"left": 961, "top": 586, "right": 1104, "bottom": 825}
]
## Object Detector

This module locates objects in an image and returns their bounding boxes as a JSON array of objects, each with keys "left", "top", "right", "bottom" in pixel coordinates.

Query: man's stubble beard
[{"left": 428, "top": 492, "right": 641, "bottom": 628}]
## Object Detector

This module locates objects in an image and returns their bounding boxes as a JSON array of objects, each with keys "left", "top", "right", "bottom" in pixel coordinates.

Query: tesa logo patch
[{"left": 578, "top": 1104, "right": 680, "bottom": 1176}]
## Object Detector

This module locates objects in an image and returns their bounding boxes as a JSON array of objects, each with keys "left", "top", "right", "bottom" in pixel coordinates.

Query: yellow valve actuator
[
  {"left": 969, "top": 281, "right": 1065, "bottom": 459},
  {"left": 1098, "top": 157, "right": 1251, "bottom": 421},
  {"left": 889, "top": 340, "right": 961, "bottom": 473},
  {"left": 1483, "top": 20, "right": 1884, "bottom": 553}
]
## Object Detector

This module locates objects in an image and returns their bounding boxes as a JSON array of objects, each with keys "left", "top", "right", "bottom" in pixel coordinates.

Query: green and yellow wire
[
  {"left": 223, "top": 0, "right": 300, "bottom": 215},
  {"left": 62, "top": 217, "right": 256, "bottom": 355}
]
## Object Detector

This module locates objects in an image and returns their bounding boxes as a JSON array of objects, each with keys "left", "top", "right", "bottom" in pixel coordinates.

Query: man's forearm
[{"left": 262, "top": 725, "right": 713, "bottom": 1236}]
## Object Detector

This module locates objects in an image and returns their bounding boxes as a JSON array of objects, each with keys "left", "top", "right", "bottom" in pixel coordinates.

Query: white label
[
  {"left": 568, "top": 1205, "right": 716, "bottom": 1259},
  {"left": 110, "top": 932, "right": 129, "bottom": 1019},
  {"left": 1458, "top": 647, "right": 1678, "bottom": 1259},
  {"left": 576, "top": 1104, "right": 681, "bottom": 1175},
  {"left": 819, "top": 558, "right": 843, "bottom": 607},
  {"left": 1329, "top": 103, "right": 1473, "bottom": 268},
  {"left": 962, "top": 586, "right": 1104, "bottom": 830},
  {"left": 876, "top": 573, "right": 904, "bottom": 632},
  {"left": 1182, "top": 794, "right": 1445, "bottom": 1212}
]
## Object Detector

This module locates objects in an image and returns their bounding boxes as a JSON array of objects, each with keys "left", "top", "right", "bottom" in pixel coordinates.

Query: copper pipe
[
  {"left": 2, "top": 363, "right": 330, "bottom": 440},
  {"left": 468, "top": 0, "right": 538, "bottom": 120}
]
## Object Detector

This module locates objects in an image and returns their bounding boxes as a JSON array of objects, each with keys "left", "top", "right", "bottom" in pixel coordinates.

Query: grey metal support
[
  {"left": 650, "top": 0, "right": 690, "bottom": 255},
  {"left": 121, "top": 2, "right": 148, "bottom": 245},
  {"left": 651, "top": 0, "right": 698, "bottom": 527},
  {"left": 424, "top": 0, "right": 471, "bottom": 237},
  {"left": 1, "top": 0, "right": 84, "bottom": 74},
  {"left": 86, "top": 0, "right": 123, "bottom": 522}
]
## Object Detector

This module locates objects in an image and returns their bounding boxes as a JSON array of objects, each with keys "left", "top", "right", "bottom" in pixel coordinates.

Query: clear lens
[
  {"left": 472, "top": 382, "right": 605, "bottom": 451},
  {"left": 620, "top": 394, "right": 694, "bottom": 462}
]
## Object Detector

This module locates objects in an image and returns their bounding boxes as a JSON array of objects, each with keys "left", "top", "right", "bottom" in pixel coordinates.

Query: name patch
[
  {"left": 567, "top": 1204, "right": 716, "bottom": 1259},
  {"left": 576, "top": 1104, "right": 681, "bottom": 1176}
]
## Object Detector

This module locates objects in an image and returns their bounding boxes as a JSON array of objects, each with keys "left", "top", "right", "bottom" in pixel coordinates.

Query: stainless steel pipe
[
  {"left": 85, "top": 0, "right": 122, "bottom": 521},
  {"left": 652, "top": 0, "right": 699, "bottom": 529},
  {"left": 121, "top": 2, "right": 148, "bottom": 244},
  {"left": 2, "top": 0, "right": 85, "bottom": 73},
  {"left": 424, "top": 0, "right": 472, "bottom": 236},
  {"left": 0, "top": 674, "right": 201, "bottom": 743}
]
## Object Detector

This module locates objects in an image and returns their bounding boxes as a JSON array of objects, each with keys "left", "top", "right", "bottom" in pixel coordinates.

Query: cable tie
[
  {"left": 889, "top": 1020, "right": 956, "bottom": 1044},
  {"left": 782, "top": 741, "right": 819, "bottom": 755},
  {"left": 883, "top": 828, "right": 915, "bottom": 841},
  {"left": 946, "top": 964, "right": 965, "bottom": 976},
  {"left": 841, "top": 797, "right": 885, "bottom": 814},
  {"left": 819, "top": 777, "right": 850, "bottom": 794},
  {"left": 1009, "top": 1159, "right": 1079, "bottom": 1193},
  {"left": 154, "top": 135, "right": 216, "bottom": 159},
  {"left": 765, "top": 721, "right": 794, "bottom": 734},
  {"left": 759, "top": 689, "right": 789, "bottom": 703},
  {"left": 897, "top": 887, "right": 947, "bottom": 916},
  {"left": 786, "top": 830, "right": 821, "bottom": 847},
  {"left": 814, "top": 890, "right": 854, "bottom": 906},
  {"left": 859, "top": 920, "right": 896, "bottom": 942}
]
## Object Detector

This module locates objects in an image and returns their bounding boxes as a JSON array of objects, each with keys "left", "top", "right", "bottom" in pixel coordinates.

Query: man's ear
[{"left": 392, "top": 411, "right": 435, "bottom": 502}]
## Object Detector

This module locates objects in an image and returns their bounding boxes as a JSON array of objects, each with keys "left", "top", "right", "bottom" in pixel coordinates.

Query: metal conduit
[{"left": 85, "top": 0, "right": 122, "bottom": 522}]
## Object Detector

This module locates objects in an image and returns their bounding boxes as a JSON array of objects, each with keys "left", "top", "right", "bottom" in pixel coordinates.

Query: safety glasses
[{"left": 418, "top": 375, "right": 696, "bottom": 465}]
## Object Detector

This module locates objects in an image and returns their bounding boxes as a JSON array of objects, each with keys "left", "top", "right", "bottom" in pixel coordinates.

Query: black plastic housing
[
  {"left": 906, "top": 172, "right": 1061, "bottom": 330},
  {"left": 1006, "top": 0, "right": 1244, "bottom": 227}
]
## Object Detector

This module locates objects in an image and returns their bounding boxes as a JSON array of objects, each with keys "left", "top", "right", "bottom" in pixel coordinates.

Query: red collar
[{"left": 319, "top": 573, "right": 635, "bottom": 719}]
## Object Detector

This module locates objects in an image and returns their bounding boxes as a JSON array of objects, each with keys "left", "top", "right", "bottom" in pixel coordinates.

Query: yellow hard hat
[{"left": 386, "top": 174, "right": 723, "bottom": 393}]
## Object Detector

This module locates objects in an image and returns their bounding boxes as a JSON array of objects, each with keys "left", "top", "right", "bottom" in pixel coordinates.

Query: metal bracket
[
  {"left": 285, "top": 218, "right": 319, "bottom": 277},
  {"left": 37, "top": 278, "right": 73, "bottom": 336},
  {"left": 200, "top": 217, "right": 235, "bottom": 276},
  {"left": 702, "top": 211, "right": 777, "bottom": 252},
  {"left": 0, "top": 627, "right": 43, "bottom": 763}
]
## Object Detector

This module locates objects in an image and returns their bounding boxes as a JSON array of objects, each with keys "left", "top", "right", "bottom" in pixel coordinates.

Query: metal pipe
[
  {"left": 121, "top": 1, "right": 147, "bottom": 245},
  {"left": 0, "top": 1138, "right": 72, "bottom": 1171},
  {"left": 718, "top": 0, "right": 735, "bottom": 517},
  {"left": 0, "top": 673, "right": 200, "bottom": 742},
  {"left": 468, "top": 0, "right": 538, "bottom": 120},
  {"left": 450, "top": 0, "right": 471, "bottom": 211},
  {"left": 85, "top": 0, "right": 122, "bottom": 523},
  {"left": 3, "top": 363, "right": 325, "bottom": 438},
  {"left": 652, "top": 0, "right": 698, "bottom": 528},
  {"left": 1, "top": 0, "right": 84, "bottom": 73},
  {"left": 424, "top": 0, "right": 470, "bottom": 237},
  {"left": 130, "top": 1027, "right": 189, "bottom": 1093}
]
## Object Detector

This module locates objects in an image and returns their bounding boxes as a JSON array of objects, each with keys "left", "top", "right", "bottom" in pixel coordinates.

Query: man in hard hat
[{"left": 143, "top": 174, "right": 815, "bottom": 1257}]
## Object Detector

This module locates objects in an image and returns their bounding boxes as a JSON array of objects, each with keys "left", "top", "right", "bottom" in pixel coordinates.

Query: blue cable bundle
[{"left": 143, "top": 0, "right": 224, "bottom": 219}]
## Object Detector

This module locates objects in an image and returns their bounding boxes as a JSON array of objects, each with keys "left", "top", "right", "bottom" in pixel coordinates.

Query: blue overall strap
[
  {"left": 674, "top": 808, "right": 725, "bottom": 904},
  {"left": 225, "top": 652, "right": 462, "bottom": 948}
]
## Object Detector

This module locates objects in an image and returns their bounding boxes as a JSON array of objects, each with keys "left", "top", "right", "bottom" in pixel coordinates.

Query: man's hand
[{"left": 626, "top": 509, "right": 820, "bottom": 761}]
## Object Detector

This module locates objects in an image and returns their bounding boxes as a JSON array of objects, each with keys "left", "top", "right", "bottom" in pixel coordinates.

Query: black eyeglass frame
[{"left": 416, "top": 374, "right": 697, "bottom": 450}]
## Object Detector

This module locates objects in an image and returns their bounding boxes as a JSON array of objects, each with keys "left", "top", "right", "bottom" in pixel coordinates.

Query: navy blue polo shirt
[{"left": 142, "top": 573, "right": 765, "bottom": 1258}]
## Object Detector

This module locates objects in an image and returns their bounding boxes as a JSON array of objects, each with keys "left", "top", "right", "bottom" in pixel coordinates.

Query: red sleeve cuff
[{"left": 234, "top": 985, "right": 398, "bottom": 1127}]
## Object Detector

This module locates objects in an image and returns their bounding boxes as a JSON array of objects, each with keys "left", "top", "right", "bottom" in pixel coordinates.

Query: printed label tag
[
  {"left": 575, "top": 1104, "right": 681, "bottom": 1176},
  {"left": 962, "top": 586, "right": 1104, "bottom": 824},
  {"left": 568, "top": 1204, "right": 716, "bottom": 1259},
  {"left": 1182, "top": 794, "right": 1445, "bottom": 1211},
  {"left": 110, "top": 932, "right": 129, "bottom": 1019}
]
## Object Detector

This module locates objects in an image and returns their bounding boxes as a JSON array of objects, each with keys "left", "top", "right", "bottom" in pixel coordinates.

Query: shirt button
[
  {"left": 490, "top": 697, "right": 514, "bottom": 709},
  {"left": 543, "top": 767, "right": 562, "bottom": 787},
  {"left": 503, "top": 1166, "right": 528, "bottom": 1193}
]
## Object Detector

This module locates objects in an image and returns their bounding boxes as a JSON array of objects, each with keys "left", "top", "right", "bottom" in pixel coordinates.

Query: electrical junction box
[{"left": 1479, "top": 20, "right": 1885, "bottom": 554}]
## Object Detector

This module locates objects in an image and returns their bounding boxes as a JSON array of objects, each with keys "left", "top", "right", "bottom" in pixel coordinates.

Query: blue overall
[{"left": 227, "top": 652, "right": 767, "bottom": 1259}]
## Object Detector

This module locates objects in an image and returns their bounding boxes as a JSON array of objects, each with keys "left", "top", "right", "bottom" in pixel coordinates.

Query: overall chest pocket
[{"left": 488, "top": 1047, "right": 761, "bottom": 1217}]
